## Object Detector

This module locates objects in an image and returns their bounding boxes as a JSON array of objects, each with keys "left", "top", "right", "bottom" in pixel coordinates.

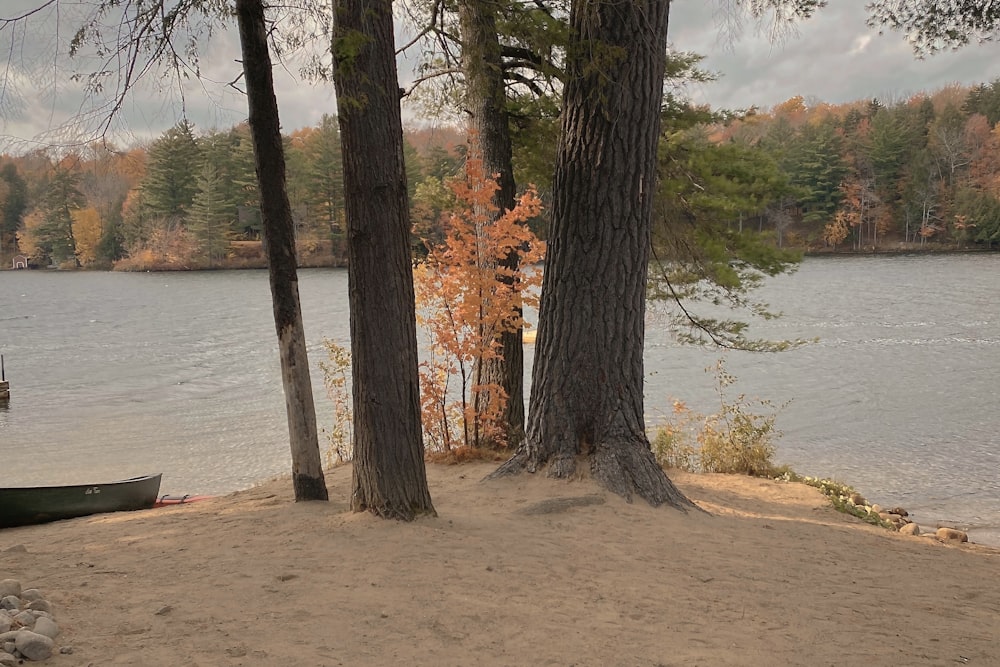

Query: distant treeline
[{"left": 1, "top": 79, "right": 999, "bottom": 270}]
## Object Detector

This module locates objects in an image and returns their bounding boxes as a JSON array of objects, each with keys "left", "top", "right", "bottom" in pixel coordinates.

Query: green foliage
[
  {"left": 652, "top": 359, "right": 785, "bottom": 476},
  {"left": 143, "top": 120, "right": 202, "bottom": 223},
  {"left": 651, "top": 111, "right": 806, "bottom": 351},
  {"left": 0, "top": 163, "right": 28, "bottom": 256},
  {"left": 318, "top": 338, "right": 353, "bottom": 466},
  {"left": 780, "top": 120, "right": 847, "bottom": 225},
  {"left": 774, "top": 471, "right": 895, "bottom": 529},
  {"left": 35, "top": 166, "right": 86, "bottom": 265}
]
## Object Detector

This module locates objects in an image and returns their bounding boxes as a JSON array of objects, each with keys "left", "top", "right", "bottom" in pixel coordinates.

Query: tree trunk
[
  {"left": 332, "top": 0, "right": 436, "bottom": 520},
  {"left": 235, "top": 0, "right": 328, "bottom": 501},
  {"left": 459, "top": 0, "right": 525, "bottom": 450},
  {"left": 492, "top": 0, "right": 693, "bottom": 510}
]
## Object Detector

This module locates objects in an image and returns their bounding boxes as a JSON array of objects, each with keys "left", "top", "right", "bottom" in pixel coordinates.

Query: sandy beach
[{"left": 2, "top": 462, "right": 998, "bottom": 666}]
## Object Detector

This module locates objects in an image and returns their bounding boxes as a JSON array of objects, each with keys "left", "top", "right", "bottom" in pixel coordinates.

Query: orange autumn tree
[{"left": 414, "top": 146, "right": 545, "bottom": 452}]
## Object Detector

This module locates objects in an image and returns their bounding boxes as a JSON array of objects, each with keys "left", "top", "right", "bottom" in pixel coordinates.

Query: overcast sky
[{"left": 1, "top": 1, "right": 998, "bottom": 151}]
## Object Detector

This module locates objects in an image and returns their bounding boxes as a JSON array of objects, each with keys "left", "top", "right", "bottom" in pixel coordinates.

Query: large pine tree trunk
[
  {"left": 332, "top": 0, "right": 436, "bottom": 520},
  {"left": 235, "top": 0, "right": 328, "bottom": 501},
  {"left": 459, "top": 0, "right": 525, "bottom": 450},
  {"left": 493, "top": 0, "right": 693, "bottom": 510}
]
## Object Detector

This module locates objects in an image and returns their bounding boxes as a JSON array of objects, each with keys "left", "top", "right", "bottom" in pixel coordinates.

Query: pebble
[
  {"left": 899, "top": 523, "right": 921, "bottom": 536},
  {"left": 0, "top": 583, "right": 19, "bottom": 600},
  {"left": 0, "top": 598, "right": 18, "bottom": 612},
  {"left": 0, "top": 650, "right": 15, "bottom": 666},
  {"left": 26, "top": 600, "right": 51, "bottom": 614},
  {"left": 13, "top": 611, "right": 35, "bottom": 628}
]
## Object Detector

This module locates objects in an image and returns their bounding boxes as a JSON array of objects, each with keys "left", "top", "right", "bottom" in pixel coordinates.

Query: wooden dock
[{"left": 0, "top": 354, "right": 7, "bottom": 402}]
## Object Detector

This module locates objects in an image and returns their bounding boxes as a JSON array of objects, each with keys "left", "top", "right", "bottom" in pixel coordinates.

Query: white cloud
[{"left": 849, "top": 34, "right": 874, "bottom": 55}]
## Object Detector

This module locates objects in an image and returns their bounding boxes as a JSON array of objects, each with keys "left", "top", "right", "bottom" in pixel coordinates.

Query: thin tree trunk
[
  {"left": 492, "top": 0, "right": 693, "bottom": 511},
  {"left": 332, "top": 0, "right": 435, "bottom": 520},
  {"left": 235, "top": 0, "right": 328, "bottom": 501},
  {"left": 459, "top": 0, "right": 525, "bottom": 450}
]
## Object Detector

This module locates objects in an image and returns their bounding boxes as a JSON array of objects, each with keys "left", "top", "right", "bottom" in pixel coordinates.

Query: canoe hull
[{"left": 0, "top": 474, "right": 162, "bottom": 529}]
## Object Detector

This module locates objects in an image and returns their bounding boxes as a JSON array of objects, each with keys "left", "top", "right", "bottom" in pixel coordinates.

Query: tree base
[
  {"left": 490, "top": 440, "right": 699, "bottom": 512},
  {"left": 293, "top": 473, "right": 330, "bottom": 502}
]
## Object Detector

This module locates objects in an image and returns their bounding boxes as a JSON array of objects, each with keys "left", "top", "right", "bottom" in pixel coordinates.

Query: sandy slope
[{"left": 2, "top": 462, "right": 998, "bottom": 666}]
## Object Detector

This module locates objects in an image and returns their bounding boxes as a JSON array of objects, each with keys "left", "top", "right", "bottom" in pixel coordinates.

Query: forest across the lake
[{"left": 2, "top": 79, "right": 1000, "bottom": 272}]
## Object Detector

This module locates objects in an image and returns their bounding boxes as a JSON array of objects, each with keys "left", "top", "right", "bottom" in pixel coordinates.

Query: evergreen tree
[
  {"left": 143, "top": 120, "right": 201, "bottom": 225},
  {"left": 189, "top": 160, "right": 235, "bottom": 266},
  {"left": 304, "top": 114, "right": 345, "bottom": 238},
  {"left": 0, "top": 163, "right": 28, "bottom": 257},
  {"left": 782, "top": 120, "right": 847, "bottom": 227},
  {"left": 36, "top": 166, "right": 85, "bottom": 265},
  {"left": 964, "top": 80, "right": 1000, "bottom": 126}
]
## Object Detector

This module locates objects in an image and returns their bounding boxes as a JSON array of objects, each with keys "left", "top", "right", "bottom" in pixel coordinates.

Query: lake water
[{"left": 2, "top": 255, "right": 998, "bottom": 545}]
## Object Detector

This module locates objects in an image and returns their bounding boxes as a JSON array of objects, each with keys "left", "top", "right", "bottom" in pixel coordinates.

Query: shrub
[
  {"left": 319, "top": 338, "right": 353, "bottom": 465},
  {"left": 653, "top": 359, "right": 785, "bottom": 477}
]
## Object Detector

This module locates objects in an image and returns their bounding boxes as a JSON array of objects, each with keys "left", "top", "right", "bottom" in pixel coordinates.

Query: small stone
[
  {"left": 31, "top": 617, "right": 58, "bottom": 640},
  {"left": 18, "top": 590, "right": 42, "bottom": 603},
  {"left": 0, "top": 641, "right": 11, "bottom": 655},
  {"left": 2, "top": 546, "right": 26, "bottom": 554},
  {"left": 25, "top": 600, "right": 51, "bottom": 614},
  {"left": 870, "top": 503, "right": 883, "bottom": 514},
  {"left": 59, "top": 646, "right": 74, "bottom": 655},
  {"left": 849, "top": 492, "right": 867, "bottom": 506},
  {"left": 0, "top": 598, "right": 19, "bottom": 612},
  {"left": 0, "top": 650, "right": 16, "bottom": 667},
  {"left": 899, "top": 523, "right": 920, "bottom": 536},
  {"left": 0, "top": 583, "right": 19, "bottom": 600},
  {"left": 0, "top": 612, "right": 10, "bottom": 633},
  {"left": 0, "top": 632, "right": 18, "bottom": 644},
  {"left": 889, "top": 506, "right": 908, "bottom": 517},
  {"left": 13, "top": 611, "right": 35, "bottom": 628},
  {"left": 14, "top": 630, "right": 54, "bottom": 661},
  {"left": 936, "top": 527, "right": 968, "bottom": 542},
  {"left": 154, "top": 605, "right": 173, "bottom": 616}
]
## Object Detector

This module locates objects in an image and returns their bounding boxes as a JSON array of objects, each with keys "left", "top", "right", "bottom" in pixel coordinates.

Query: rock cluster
[
  {"left": 0, "top": 579, "right": 64, "bottom": 663},
  {"left": 846, "top": 496, "right": 970, "bottom": 543}
]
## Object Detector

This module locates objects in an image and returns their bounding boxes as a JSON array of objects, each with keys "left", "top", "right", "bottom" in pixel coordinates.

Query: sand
[{"left": 2, "top": 462, "right": 998, "bottom": 666}]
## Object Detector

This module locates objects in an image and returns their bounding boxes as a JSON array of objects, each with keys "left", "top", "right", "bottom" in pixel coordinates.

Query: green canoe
[{"left": 0, "top": 474, "right": 163, "bottom": 529}]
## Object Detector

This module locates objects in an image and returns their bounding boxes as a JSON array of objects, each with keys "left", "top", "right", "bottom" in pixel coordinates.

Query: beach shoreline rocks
[{"left": 0, "top": 580, "right": 62, "bottom": 663}]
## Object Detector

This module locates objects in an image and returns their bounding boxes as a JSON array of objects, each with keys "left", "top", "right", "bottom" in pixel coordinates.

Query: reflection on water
[{"left": 1, "top": 255, "right": 999, "bottom": 544}]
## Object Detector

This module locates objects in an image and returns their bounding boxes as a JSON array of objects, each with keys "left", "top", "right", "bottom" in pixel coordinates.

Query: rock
[
  {"left": 25, "top": 600, "right": 51, "bottom": 614},
  {"left": 889, "top": 506, "right": 908, "bottom": 517},
  {"left": 936, "top": 527, "right": 969, "bottom": 542},
  {"left": 849, "top": 492, "right": 867, "bottom": 506},
  {"left": 0, "top": 583, "right": 19, "bottom": 600},
  {"left": 899, "top": 523, "right": 921, "bottom": 536},
  {"left": 0, "top": 598, "right": 19, "bottom": 612},
  {"left": 31, "top": 617, "right": 58, "bottom": 640},
  {"left": 18, "top": 590, "right": 43, "bottom": 603},
  {"left": 59, "top": 646, "right": 74, "bottom": 655},
  {"left": 14, "top": 630, "right": 54, "bottom": 661},
  {"left": 871, "top": 504, "right": 883, "bottom": 514},
  {"left": 0, "top": 650, "right": 16, "bottom": 666},
  {"left": 0, "top": 612, "right": 10, "bottom": 633},
  {"left": 0, "top": 642, "right": 11, "bottom": 655},
  {"left": 13, "top": 611, "right": 35, "bottom": 628},
  {"left": 0, "top": 632, "right": 18, "bottom": 644},
  {"left": 2, "top": 546, "right": 26, "bottom": 554}
]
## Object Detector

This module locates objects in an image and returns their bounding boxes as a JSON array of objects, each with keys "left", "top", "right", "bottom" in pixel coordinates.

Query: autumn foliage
[{"left": 414, "top": 143, "right": 545, "bottom": 452}]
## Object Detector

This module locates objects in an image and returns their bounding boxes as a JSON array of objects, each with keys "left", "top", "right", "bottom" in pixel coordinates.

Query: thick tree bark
[
  {"left": 332, "top": 0, "right": 436, "bottom": 520},
  {"left": 459, "top": 0, "right": 525, "bottom": 449},
  {"left": 492, "top": 0, "right": 693, "bottom": 510},
  {"left": 235, "top": 0, "right": 328, "bottom": 501}
]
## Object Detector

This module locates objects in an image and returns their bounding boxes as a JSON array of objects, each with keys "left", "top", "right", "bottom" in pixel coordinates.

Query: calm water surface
[{"left": 1, "top": 255, "right": 998, "bottom": 544}]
